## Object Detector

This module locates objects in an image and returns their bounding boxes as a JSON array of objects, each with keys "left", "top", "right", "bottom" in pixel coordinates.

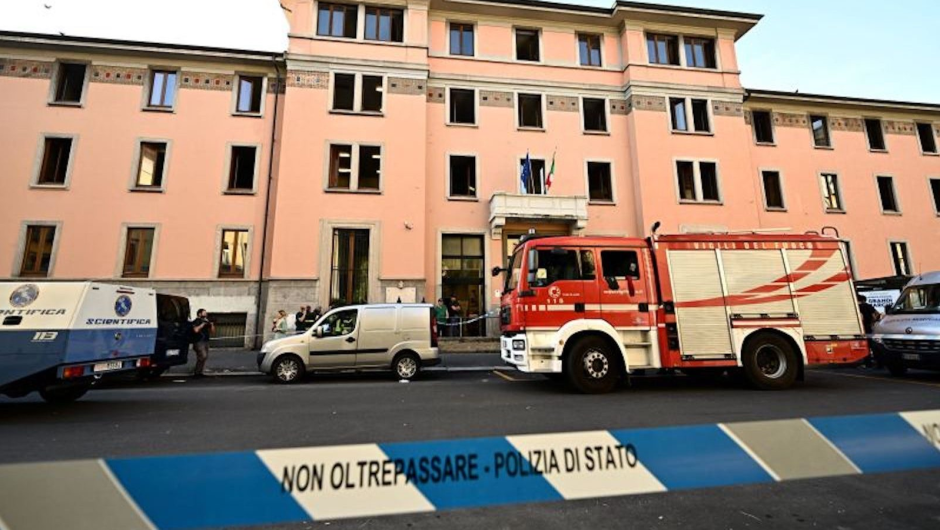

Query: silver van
[
  {"left": 872, "top": 271, "right": 940, "bottom": 375},
  {"left": 258, "top": 304, "right": 440, "bottom": 383}
]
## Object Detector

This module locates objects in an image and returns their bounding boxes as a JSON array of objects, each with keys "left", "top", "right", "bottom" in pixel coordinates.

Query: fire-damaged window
[
  {"left": 449, "top": 88, "right": 476, "bottom": 125},
  {"left": 52, "top": 62, "right": 87, "bottom": 104},
  {"left": 865, "top": 118, "right": 887, "bottom": 151},
  {"left": 517, "top": 93, "right": 543, "bottom": 129},
  {"left": 515, "top": 28, "right": 540, "bottom": 62},
  {"left": 582, "top": 98, "right": 607, "bottom": 132},
  {"left": 676, "top": 160, "right": 720, "bottom": 203},
  {"left": 751, "top": 110, "right": 774, "bottom": 144},
  {"left": 917, "top": 122, "right": 937, "bottom": 154},
  {"left": 227, "top": 146, "right": 258, "bottom": 192},
  {"left": 332, "top": 73, "right": 384, "bottom": 113}
]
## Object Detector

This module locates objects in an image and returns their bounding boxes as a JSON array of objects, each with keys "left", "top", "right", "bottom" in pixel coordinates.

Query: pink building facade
[{"left": 2, "top": 0, "right": 939, "bottom": 343}]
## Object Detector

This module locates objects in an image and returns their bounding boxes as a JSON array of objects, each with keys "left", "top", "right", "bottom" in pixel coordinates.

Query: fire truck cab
[{"left": 498, "top": 231, "right": 868, "bottom": 393}]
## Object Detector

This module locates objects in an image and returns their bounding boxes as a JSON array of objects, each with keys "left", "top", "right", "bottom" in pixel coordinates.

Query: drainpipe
[{"left": 254, "top": 55, "right": 283, "bottom": 349}]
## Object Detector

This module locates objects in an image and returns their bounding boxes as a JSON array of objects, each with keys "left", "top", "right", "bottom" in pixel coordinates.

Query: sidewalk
[{"left": 166, "top": 349, "right": 504, "bottom": 376}]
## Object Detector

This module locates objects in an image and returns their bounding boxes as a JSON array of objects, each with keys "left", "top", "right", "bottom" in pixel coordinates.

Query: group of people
[
  {"left": 434, "top": 296, "right": 463, "bottom": 336},
  {"left": 271, "top": 305, "right": 323, "bottom": 340}
]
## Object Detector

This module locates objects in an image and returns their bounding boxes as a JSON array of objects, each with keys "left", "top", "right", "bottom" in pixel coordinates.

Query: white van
[
  {"left": 258, "top": 304, "right": 441, "bottom": 383},
  {"left": 872, "top": 271, "right": 940, "bottom": 375}
]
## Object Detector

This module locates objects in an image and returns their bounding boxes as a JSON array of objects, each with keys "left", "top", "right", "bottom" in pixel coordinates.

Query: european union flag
[{"left": 520, "top": 151, "right": 532, "bottom": 194}]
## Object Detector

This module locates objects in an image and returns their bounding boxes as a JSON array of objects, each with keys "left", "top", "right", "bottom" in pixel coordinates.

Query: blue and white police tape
[{"left": 1, "top": 410, "right": 938, "bottom": 530}]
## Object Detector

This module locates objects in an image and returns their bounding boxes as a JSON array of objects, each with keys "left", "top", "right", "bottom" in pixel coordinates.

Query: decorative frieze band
[
  {"left": 269, "top": 77, "right": 286, "bottom": 95},
  {"left": 91, "top": 66, "right": 147, "bottom": 86},
  {"left": 610, "top": 99, "right": 630, "bottom": 115},
  {"left": 0, "top": 58, "right": 53, "bottom": 79},
  {"left": 480, "top": 90, "right": 513, "bottom": 108},
  {"left": 829, "top": 117, "right": 864, "bottom": 132},
  {"left": 387, "top": 77, "right": 425, "bottom": 95},
  {"left": 631, "top": 95, "right": 666, "bottom": 112},
  {"left": 287, "top": 70, "right": 328, "bottom": 90},
  {"left": 883, "top": 120, "right": 916, "bottom": 136},
  {"left": 179, "top": 72, "right": 234, "bottom": 91},
  {"left": 712, "top": 101, "right": 743, "bottom": 117},
  {"left": 547, "top": 95, "right": 579, "bottom": 112},
  {"left": 426, "top": 86, "right": 445, "bottom": 103},
  {"left": 773, "top": 112, "right": 808, "bottom": 128}
]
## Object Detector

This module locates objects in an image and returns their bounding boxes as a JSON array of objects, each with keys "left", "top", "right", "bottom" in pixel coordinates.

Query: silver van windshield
[{"left": 892, "top": 284, "right": 940, "bottom": 314}]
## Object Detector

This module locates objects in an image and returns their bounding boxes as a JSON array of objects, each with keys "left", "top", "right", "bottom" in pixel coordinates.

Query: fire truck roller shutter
[
  {"left": 785, "top": 249, "right": 862, "bottom": 337},
  {"left": 720, "top": 250, "right": 796, "bottom": 317},
  {"left": 667, "top": 250, "right": 733, "bottom": 356}
]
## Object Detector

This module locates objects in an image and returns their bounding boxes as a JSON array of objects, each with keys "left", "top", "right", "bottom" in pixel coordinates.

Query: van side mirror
[{"left": 315, "top": 326, "right": 324, "bottom": 338}]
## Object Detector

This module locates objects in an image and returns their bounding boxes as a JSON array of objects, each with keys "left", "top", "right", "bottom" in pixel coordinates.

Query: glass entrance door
[{"left": 440, "top": 235, "right": 485, "bottom": 337}]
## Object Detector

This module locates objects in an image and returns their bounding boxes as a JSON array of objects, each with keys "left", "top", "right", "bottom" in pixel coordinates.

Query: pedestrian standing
[
  {"left": 191, "top": 309, "right": 214, "bottom": 378},
  {"left": 295, "top": 305, "right": 308, "bottom": 332},
  {"left": 447, "top": 296, "right": 462, "bottom": 337},
  {"left": 273, "top": 310, "right": 290, "bottom": 340},
  {"left": 857, "top": 294, "right": 881, "bottom": 367},
  {"left": 434, "top": 298, "right": 448, "bottom": 335}
]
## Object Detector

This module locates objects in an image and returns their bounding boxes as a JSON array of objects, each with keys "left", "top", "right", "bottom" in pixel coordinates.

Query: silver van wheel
[
  {"left": 273, "top": 356, "right": 303, "bottom": 384},
  {"left": 395, "top": 354, "right": 419, "bottom": 380}
]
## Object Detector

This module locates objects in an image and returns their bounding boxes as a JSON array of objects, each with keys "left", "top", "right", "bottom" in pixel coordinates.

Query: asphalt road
[{"left": 1, "top": 367, "right": 939, "bottom": 529}]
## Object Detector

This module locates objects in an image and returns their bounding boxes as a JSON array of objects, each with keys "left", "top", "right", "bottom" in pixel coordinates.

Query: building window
[
  {"left": 328, "top": 144, "right": 381, "bottom": 191},
  {"left": 520, "top": 157, "right": 547, "bottom": 194},
  {"left": 917, "top": 122, "right": 938, "bottom": 154},
  {"left": 684, "top": 37, "right": 716, "bottom": 68},
  {"left": 122, "top": 227, "right": 155, "bottom": 278},
  {"left": 751, "top": 110, "right": 774, "bottom": 144},
  {"left": 675, "top": 160, "right": 720, "bottom": 203},
  {"left": 819, "top": 173, "right": 843, "bottom": 212},
  {"left": 578, "top": 33, "right": 602, "bottom": 66},
  {"left": 761, "top": 170, "right": 785, "bottom": 210},
  {"left": 865, "top": 118, "right": 886, "bottom": 151},
  {"left": 582, "top": 98, "right": 607, "bottom": 132},
  {"left": 448, "top": 88, "right": 476, "bottom": 125},
  {"left": 52, "top": 62, "right": 86, "bottom": 104},
  {"left": 670, "top": 98, "right": 687, "bottom": 132},
  {"left": 877, "top": 176, "right": 900, "bottom": 213},
  {"left": 147, "top": 70, "right": 177, "bottom": 109},
  {"left": 228, "top": 146, "right": 258, "bottom": 192},
  {"left": 36, "top": 137, "right": 73, "bottom": 186},
  {"left": 317, "top": 2, "right": 358, "bottom": 38},
  {"left": 930, "top": 178, "right": 940, "bottom": 215},
  {"left": 890, "top": 242, "right": 912, "bottom": 276},
  {"left": 587, "top": 161, "right": 613, "bottom": 203},
  {"left": 331, "top": 229, "right": 370, "bottom": 305},
  {"left": 135, "top": 142, "right": 167, "bottom": 189},
  {"left": 235, "top": 76, "right": 263, "bottom": 114},
  {"left": 670, "top": 99, "right": 709, "bottom": 133},
  {"left": 515, "top": 28, "right": 540, "bottom": 61},
  {"left": 810, "top": 115, "right": 831, "bottom": 148},
  {"left": 449, "top": 155, "right": 477, "bottom": 198},
  {"left": 691, "top": 99, "right": 710, "bottom": 132},
  {"left": 332, "top": 73, "right": 383, "bottom": 113},
  {"left": 517, "top": 93, "right": 543, "bottom": 129},
  {"left": 19, "top": 225, "right": 57, "bottom": 277},
  {"left": 364, "top": 6, "right": 403, "bottom": 42},
  {"left": 219, "top": 229, "right": 249, "bottom": 278},
  {"left": 449, "top": 22, "right": 474, "bottom": 56},
  {"left": 646, "top": 33, "right": 679, "bottom": 65}
]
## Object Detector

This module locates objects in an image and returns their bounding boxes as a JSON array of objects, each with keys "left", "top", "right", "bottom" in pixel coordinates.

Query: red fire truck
[{"left": 497, "top": 228, "right": 868, "bottom": 393}]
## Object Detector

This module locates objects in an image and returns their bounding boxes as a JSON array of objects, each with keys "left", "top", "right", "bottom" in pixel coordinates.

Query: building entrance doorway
[
  {"left": 440, "top": 234, "right": 485, "bottom": 337},
  {"left": 330, "top": 228, "right": 370, "bottom": 306}
]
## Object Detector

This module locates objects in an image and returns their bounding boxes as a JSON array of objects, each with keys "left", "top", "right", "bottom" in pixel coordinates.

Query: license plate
[
  {"left": 167, "top": 349, "right": 180, "bottom": 357},
  {"left": 902, "top": 353, "right": 920, "bottom": 361},
  {"left": 93, "top": 361, "right": 124, "bottom": 372}
]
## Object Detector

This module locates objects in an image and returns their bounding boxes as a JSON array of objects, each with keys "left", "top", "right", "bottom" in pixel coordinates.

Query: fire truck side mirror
[{"left": 491, "top": 266, "right": 504, "bottom": 277}]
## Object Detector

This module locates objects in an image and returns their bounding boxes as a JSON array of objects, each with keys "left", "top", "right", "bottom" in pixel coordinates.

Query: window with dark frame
[
  {"left": 582, "top": 98, "right": 607, "bottom": 132},
  {"left": 20, "top": 225, "right": 56, "bottom": 277},
  {"left": 228, "top": 146, "right": 257, "bottom": 191},
  {"left": 333, "top": 73, "right": 356, "bottom": 111},
  {"left": 670, "top": 98, "right": 687, "bottom": 131},
  {"left": 820, "top": 173, "right": 843, "bottom": 212},
  {"left": 148, "top": 70, "right": 177, "bottom": 108},
  {"left": 122, "top": 228, "right": 155, "bottom": 278},
  {"left": 449, "top": 155, "right": 477, "bottom": 198},
  {"left": 518, "top": 93, "right": 543, "bottom": 128},
  {"left": 331, "top": 229, "right": 370, "bottom": 305},
  {"left": 449, "top": 88, "right": 475, "bottom": 124},
  {"left": 364, "top": 6, "right": 403, "bottom": 42},
  {"left": 865, "top": 118, "right": 886, "bottom": 151},
  {"left": 236, "top": 76, "right": 263, "bottom": 114},
  {"left": 761, "top": 170, "right": 785, "bottom": 210},
  {"left": 587, "top": 161, "right": 613, "bottom": 202},
  {"left": 135, "top": 142, "right": 167, "bottom": 189},
  {"left": 676, "top": 160, "right": 719, "bottom": 203},
  {"left": 329, "top": 144, "right": 353, "bottom": 189},
  {"left": 219, "top": 229, "right": 249, "bottom": 278},
  {"left": 691, "top": 99, "right": 710, "bottom": 132},
  {"left": 578, "top": 33, "right": 602, "bottom": 67},
  {"left": 752, "top": 110, "right": 774, "bottom": 144},
  {"left": 361, "top": 75, "right": 383, "bottom": 112},
  {"left": 317, "top": 2, "right": 358, "bottom": 38},
  {"left": 37, "top": 137, "right": 72, "bottom": 186},
  {"left": 699, "top": 162, "right": 719, "bottom": 201},
  {"left": 676, "top": 161, "right": 695, "bottom": 201},
  {"left": 877, "top": 176, "right": 899, "bottom": 213},
  {"left": 930, "top": 179, "right": 940, "bottom": 214},
  {"left": 917, "top": 122, "right": 938, "bottom": 154},
  {"left": 515, "top": 28, "right": 540, "bottom": 61},
  {"left": 890, "top": 242, "right": 912, "bottom": 276},
  {"left": 684, "top": 37, "right": 716, "bottom": 68},
  {"left": 810, "top": 115, "right": 831, "bottom": 147},
  {"left": 53, "top": 63, "right": 86, "bottom": 104},
  {"left": 646, "top": 33, "right": 679, "bottom": 65},
  {"left": 449, "top": 22, "right": 474, "bottom": 56},
  {"left": 358, "top": 145, "right": 381, "bottom": 190}
]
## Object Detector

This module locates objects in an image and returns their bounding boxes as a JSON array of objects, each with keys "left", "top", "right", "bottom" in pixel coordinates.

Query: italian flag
[{"left": 546, "top": 150, "right": 556, "bottom": 192}]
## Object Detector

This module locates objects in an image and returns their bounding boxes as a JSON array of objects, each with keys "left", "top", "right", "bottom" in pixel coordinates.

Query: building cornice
[{"left": 746, "top": 89, "right": 940, "bottom": 116}]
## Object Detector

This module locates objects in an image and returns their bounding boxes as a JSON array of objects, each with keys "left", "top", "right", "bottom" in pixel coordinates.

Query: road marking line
[
  {"left": 492, "top": 370, "right": 521, "bottom": 382},
  {"left": 811, "top": 370, "right": 940, "bottom": 389}
]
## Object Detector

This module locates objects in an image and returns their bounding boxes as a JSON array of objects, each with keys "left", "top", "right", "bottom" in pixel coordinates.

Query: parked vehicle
[
  {"left": 144, "top": 293, "right": 192, "bottom": 378},
  {"left": 0, "top": 282, "right": 167, "bottom": 402},
  {"left": 496, "top": 229, "right": 868, "bottom": 393},
  {"left": 871, "top": 271, "right": 940, "bottom": 376},
  {"left": 258, "top": 303, "right": 441, "bottom": 383}
]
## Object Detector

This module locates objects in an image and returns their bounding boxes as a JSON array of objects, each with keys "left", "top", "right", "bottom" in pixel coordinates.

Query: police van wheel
[
  {"left": 39, "top": 383, "right": 90, "bottom": 404},
  {"left": 272, "top": 355, "right": 305, "bottom": 384},
  {"left": 742, "top": 333, "right": 799, "bottom": 390},
  {"left": 393, "top": 352, "right": 420, "bottom": 381},
  {"left": 566, "top": 336, "right": 621, "bottom": 394}
]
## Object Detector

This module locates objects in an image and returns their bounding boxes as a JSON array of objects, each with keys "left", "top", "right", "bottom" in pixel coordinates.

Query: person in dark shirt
[
  {"left": 191, "top": 309, "right": 215, "bottom": 377},
  {"left": 446, "top": 296, "right": 462, "bottom": 337},
  {"left": 295, "top": 306, "right": 308, "bottom": 332},
  {"left": 857, "top": 294, "right": 881, "bottom": 368}
]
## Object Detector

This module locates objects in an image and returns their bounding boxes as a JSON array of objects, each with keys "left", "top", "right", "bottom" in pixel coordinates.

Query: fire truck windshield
[{"left": 506, "top": 248, "right": 524, "bottom": 292}]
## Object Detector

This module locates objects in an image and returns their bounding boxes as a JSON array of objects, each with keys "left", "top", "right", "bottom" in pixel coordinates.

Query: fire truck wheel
[
  {"left": 742, "top": 333, "right": 799, "bottom": 390},
  {"left": 566, "top": 336, "right": 621, "bottom": 394}
]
